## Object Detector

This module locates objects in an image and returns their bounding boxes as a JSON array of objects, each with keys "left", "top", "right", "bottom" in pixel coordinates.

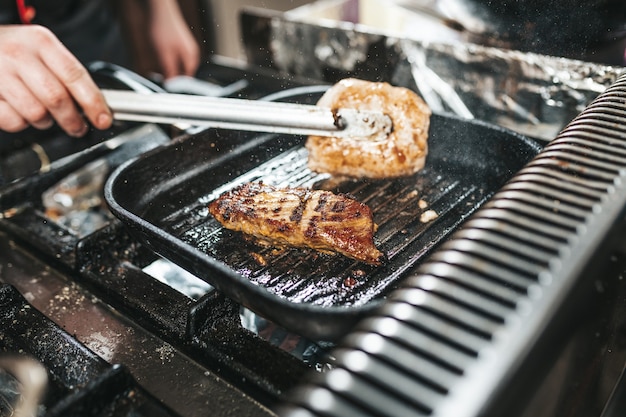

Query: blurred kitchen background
[
  {"left": 121, "top": 0, "right": 623, "bottom": 144},
  {"left": 122, "top": 0, "right": 626, "bottom": 71},
  {"left": 120, "top": 0, "right": 313, "bottom": 74}
]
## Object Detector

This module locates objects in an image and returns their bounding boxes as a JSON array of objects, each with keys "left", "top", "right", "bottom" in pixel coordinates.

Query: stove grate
[{"left": 0, "top": 284, "right": 179, "bottom": 416}]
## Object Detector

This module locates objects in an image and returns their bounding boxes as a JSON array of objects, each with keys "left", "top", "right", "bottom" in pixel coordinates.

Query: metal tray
[{"left": 104, "top": 86, "right": 542, "bottom": 341}]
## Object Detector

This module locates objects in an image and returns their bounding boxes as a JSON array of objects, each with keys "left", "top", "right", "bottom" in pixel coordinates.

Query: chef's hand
[
  {"left": 0, "top": 25, "right": 112, "bottom": 137},
  {"left": 148, "top": 0, "right": 200, "bottom": 79}
]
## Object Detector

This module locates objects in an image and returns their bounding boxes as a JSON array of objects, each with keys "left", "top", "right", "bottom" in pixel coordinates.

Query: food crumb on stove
[
  {"left": 420, "top": 209, "right": 439, "bottom": 223},
  {"left": 155, "top": 344, "right": 175, "bottom": 363},
  {"left": 250, "top": 252, "right": 267, "bottom": 266},
  {"left": 270, "top": 248, "right": 285, "bottom": 256},
  {"left": 352, "top": 269, "right": 367, "bottom": 278},
  {"left": 343, "top": 277, "right": 358, "bottom": 287},
  {"left": 418, "top": 199, "right": 429, "bottom": 209},
  {"left": 344, "top": 269, "right": 366, "bottom": 288},
  {"left": 399, "top": 189, "right": 419, "bottom": 202}
]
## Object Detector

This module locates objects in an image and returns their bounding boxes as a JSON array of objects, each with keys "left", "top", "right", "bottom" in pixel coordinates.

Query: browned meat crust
[
  {"left": 306, "top": 78, "right": 431, "bottom": 179},
  {"left": 208, "top": 182, "right": 386, "bottom": 265}
]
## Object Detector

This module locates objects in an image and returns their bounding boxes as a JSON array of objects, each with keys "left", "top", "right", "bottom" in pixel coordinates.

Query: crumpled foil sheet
[{"left": 242, "top": 10, "right": 625, "bottom": 142}]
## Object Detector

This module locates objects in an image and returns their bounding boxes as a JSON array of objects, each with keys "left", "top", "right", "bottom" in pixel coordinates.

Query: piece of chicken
[
  {"left": 306, "top": 78, "right": 431, "bottom": 179},
  {"left": 208, "top": 182, "right": 385, "bottom": 265}
]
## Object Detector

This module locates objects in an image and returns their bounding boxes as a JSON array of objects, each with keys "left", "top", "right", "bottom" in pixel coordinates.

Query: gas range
[{"left": 1, "top": 57, "right": 626, "bottom": 417}]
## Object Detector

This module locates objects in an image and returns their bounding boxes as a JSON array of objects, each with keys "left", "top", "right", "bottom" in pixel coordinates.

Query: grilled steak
[
  {"left": 208, "top": 182, "right": 386, "bottom": 265},
  {"left": 306, "top": 78, "right": 431, "bottom": 179}
]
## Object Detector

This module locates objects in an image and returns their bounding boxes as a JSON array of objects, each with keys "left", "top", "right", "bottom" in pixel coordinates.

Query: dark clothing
[
  {"left": 0, "top": 0, "right": 129, "bottom": 66},
  {"left": 445, "top": 0, "right": 626, "bottom": 64},
  {"left": 484, "top": 0, "right": 626, "bottom": 58}
]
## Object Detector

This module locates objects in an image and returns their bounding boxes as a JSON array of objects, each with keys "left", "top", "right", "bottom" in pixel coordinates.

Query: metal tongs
[{"left": 102, "top": 89, "right": 394, "bottom": 141}]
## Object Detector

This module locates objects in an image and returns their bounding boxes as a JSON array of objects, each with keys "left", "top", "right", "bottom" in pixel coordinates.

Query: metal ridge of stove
[{"left": 277, "top": 74, "right": 626, "bottom": 417}]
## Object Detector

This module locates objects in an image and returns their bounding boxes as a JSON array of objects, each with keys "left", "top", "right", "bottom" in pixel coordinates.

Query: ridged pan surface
[{"left": 104, "top": 87, "right": 542, "bottom": 341}]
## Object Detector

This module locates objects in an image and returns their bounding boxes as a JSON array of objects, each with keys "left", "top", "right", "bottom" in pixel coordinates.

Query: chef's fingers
[
  {"left": 158, "top": 53, "right": 179, "bottom": 81},
  {"left": 153, "top": 30, "right": 200, "bottom": 79},
  {"left": 181, "top": 46, "right": 200, "bottom": 77},
  {"left": 16, "top": 57, "right": 89, "bottom": 136},
  {"left": 0, "top": 25, "right": 90, "bottom": 136},
  {"left": 37, "top": 27, "right": 112, "bottom": 133},
  {"left": 0, "top": 99, "right": 29, "bottom": 132},
  {"left": 177, "top": 38, "right": 200, "bottom": 77},
  {"left": 0, "top": 26, "right": 59, "bottom": 132},
  {"left": 159, "top": 48, "right": 200, "bottom": 80},
  {"left": 0, "top": 77, "right": 54, "bottom": 131}
]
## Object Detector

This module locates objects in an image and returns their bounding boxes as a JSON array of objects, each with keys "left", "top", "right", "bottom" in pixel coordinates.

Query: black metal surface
[
  {"left": 0, "top": 130, "right": 107, "bottom": 185},
  {"left": 104, "top": 87, "right": 541, "bottom": 341},
  {"left": 74, "top": 221, "right": 312, "bottom": 403},
  {"left": 0, "top": 124, "right": 170, "bottom": 269},
  {"left": 0, "top": 230, "right": 282, "bottom": 416},
  {"left": 0, "top": 55, "right": 622, "bottom": 417},
  {"left": 0, "top": 284, "right": 180, "bottom": 417},
  {"left": 275, "top": 71, "right": 626, "bottom": 417},
  {"left": 0, "top": 129, "right": 138, "bottom": 213},
  {"left": 602, "top": 368, "right": 626, "bottom": 417}
]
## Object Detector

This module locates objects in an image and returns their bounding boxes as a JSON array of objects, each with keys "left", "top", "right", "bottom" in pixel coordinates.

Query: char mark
[{"left": 289, "top": 192, "right": 309, "bottom": 223}]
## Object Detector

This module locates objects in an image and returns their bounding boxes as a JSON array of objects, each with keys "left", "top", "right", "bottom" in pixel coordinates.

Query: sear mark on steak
[{"left": 208, "top": 182, "right": 386, "bottom": 265}]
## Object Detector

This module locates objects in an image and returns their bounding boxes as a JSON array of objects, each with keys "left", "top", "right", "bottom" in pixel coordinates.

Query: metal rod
[{"left": 102, "top": 89, "right": 393, "bottom": 140}]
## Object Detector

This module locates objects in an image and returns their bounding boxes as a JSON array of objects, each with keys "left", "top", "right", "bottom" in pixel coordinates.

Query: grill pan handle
[{"left": 0, "top": 125, "right": 161, "bottom": 217}]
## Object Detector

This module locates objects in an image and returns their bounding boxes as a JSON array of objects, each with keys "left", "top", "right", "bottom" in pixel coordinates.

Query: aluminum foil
[{"left": 242, "top": 7, "right": 625, "bottom": 142}]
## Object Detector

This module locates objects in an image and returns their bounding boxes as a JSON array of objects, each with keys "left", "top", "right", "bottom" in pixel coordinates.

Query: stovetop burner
[
  {"left": 0, "top": 236, "right": 277, "bottom": 417},
  {"left": 1, "top": 58, "right": 626, "bottom": 417}
]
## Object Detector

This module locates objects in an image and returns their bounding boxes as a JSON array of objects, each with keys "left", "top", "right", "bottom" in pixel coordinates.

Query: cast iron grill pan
[{"left": 104, "top": 87, "right": 541, "bottom": 341}]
